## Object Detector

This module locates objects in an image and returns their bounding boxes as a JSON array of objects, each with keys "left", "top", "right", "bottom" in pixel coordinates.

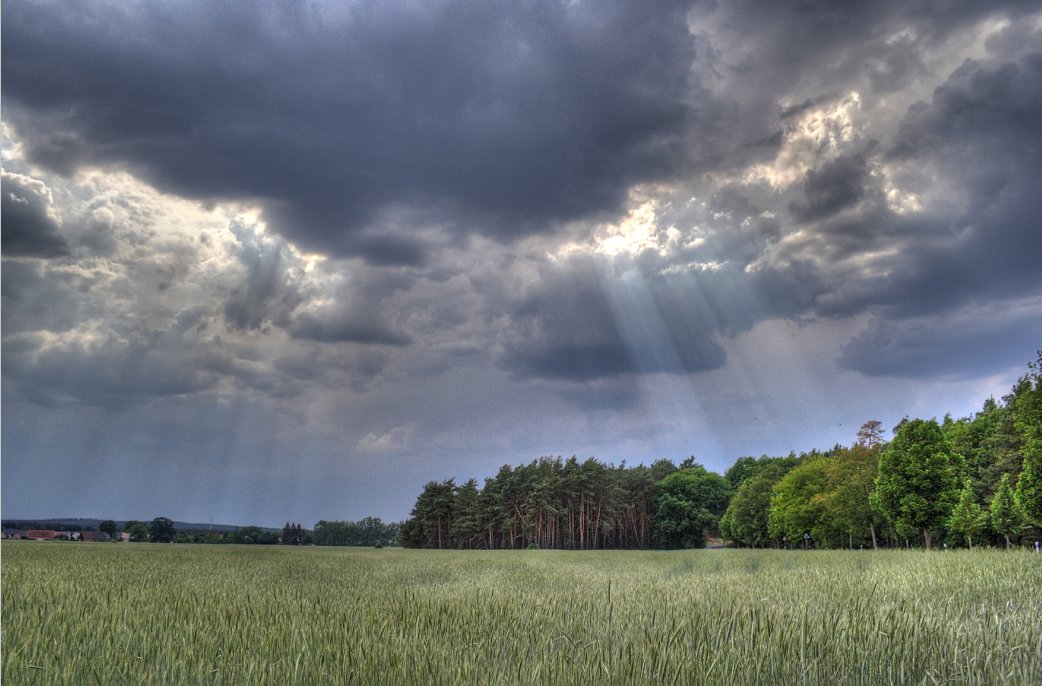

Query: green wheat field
[{"left": 2, "top": 543, "right": 1040, "bottom": 685}]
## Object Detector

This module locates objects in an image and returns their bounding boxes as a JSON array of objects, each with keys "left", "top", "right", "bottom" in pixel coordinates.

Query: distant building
[{"left": 2, "top": 529, "right": 26, "bottom": 539}]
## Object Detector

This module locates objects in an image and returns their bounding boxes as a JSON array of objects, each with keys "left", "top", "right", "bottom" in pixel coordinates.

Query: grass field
[{"left": 2, "top": 542, "right": 1041, "bottom": 684}]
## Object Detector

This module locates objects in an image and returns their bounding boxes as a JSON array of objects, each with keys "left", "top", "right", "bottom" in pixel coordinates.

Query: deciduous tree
[
  {"left": 989, "top": 473, "right": 1022, "bottom": 549},
  {"left": 653, "top": 466, "right": 731, "bottom": 548},
  {"left": 148, "top": 517, "right": 175, "bottom": 543},
  {"left": 767, "top": 457, "right": 830, "bottom": 546},
  {"left": 874, "top": 419, "right": 959, "bottom": 550},
  {"left": 947, "top": 479, "right": 987, "bottom": 549}
]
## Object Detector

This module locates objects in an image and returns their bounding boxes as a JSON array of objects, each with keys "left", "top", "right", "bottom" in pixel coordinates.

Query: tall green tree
[
  {"left": 653, "top": 466, "right": 732, "bottom": 548},
  {"left": 452, "top": 478, "right": 484, "bottom": 549},
  {"left": 124, "top": 520, "right": 149, "bottom": 542},
  {"left": 98, "top": 519, "right": 117, "bottom": 540},
  {"left": 403, "top": 479, "right": 456, "bottom": 548},
  {"left": 873, "top": 419, "right": 959, "bottom": 550},
  {"left": 823, "top": 444, "right": 883, "bottom": 549},
  {"left": 148, "top": 517, "right": 175, "bottom": 543},
  {"left": 947, "top": 479, "right": 987, "bottom": 548},
  {"left": 990, "top": 473, "right": 1022, "bottom": 549},
  {"left": 767, "top": 458, "right": 830, "bottom": 547},
  {"left": 721, "top": 464, "right": 788, "bottom": 547},
  {"left": 281, "top": 522, "right": 304, "bottom": 545},
  {"left": 1013, "top": 353, "right": 1042, "bottom": 528}
]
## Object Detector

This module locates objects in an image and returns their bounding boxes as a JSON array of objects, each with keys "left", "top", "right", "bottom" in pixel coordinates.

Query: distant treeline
[
  {"left": 149, "top": 519, "right": 401, "bottom": 546},
  {"left": 403, "top": 353, "right": 1042, "bottom": 551},
  {"left": 2, "top": 520, "right": 98, "bottom": 532},
  {"left": 4, "top": 518, "right": 403, "bottom": 547},
  {"left": 312, "top": 518, "right": 401, "bottom": 547}
]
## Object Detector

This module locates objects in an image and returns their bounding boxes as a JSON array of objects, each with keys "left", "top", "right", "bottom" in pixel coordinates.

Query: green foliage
[
  {"left": 821, "top": 444, "right": 883, "bottom": 549},
  {"left": 148, "top": 517, "right": 175, "bottom": 543},
  {"left": 767, "top": 458, "right": 830, "bottom": 546},
  {"left": 874, "top": 419, "right": 959, "bottom": 549},
  {"left": 720, "top": 465, "right": 788, "bottom": 547},
  {"left": 1013, "top": 352, "right": 1042, "bottom": 527},
  {"left": 3, "top": 544, "right": 1041, "bottom": 684},
  {"left": 124, "top": 520, "right": 149, "bottom": 542},
  {"left": 403, "top": 456, "right": 669, "bottom": 550},
  {"left": 98, "top": 520, "right": 117, "bottom": 539},
  {"left": 313, "top": 517, "right": 399, "bottom": 547},
  {"left": 280, "top": 522, "right": 305, "bottom": 545},
  {"left": 724, "top": 454, "right": 799, "bottom": 489},
  {"left": 230, "top": 526, "right": 278, "bottom": 545},
  {"left": 653, "top": 466, "right": 732, "bottom": 548},
  {"left": 989, "top": 473, "right": 1022, "bottom": 548},
  {"left": 1015, "top": 458, "right": 1042, "bottom": 527},
  {"left": 947, "top": 480, "right": 988, "bottom": 548}
]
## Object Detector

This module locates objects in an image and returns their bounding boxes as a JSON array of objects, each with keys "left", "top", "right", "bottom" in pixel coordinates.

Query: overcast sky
[{"left": 3, "top": 0, "right": 1041, "bottom": 528}]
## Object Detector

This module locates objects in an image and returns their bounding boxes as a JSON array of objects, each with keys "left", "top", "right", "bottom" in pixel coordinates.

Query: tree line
[
  {"left": 403, "top": 353, "right": 1042, "bottom": 550},
  {"left": 8, "top": 517, "right": 403, "bottom": 546}
]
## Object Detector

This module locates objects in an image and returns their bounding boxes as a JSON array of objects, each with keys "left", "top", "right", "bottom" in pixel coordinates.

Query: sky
[{"left": 3, "top": 0, "right": 1041, "bottom": 528}]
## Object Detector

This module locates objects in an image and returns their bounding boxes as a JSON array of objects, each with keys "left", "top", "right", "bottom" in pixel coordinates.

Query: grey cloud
[
  {"left": 496, "top": 260, "right": 634, "bottom": 381},
  {"left": 1, "top": 305, "right": 304, "bottom": 409},
  {"left": 789, "top": 154, "right": 872, "bottom": 223},
  {"left": 285, "top": 262, "right": 417, "bottom": 346},
  {"left": 2, "top": 334, "right": 219, "bottom": 409},
  {"left": 288, "top": 312, "right": 412, "bottom": 347},
  {"left": 1, "top": 171, "right": 69, "bottom": 257},
  {"left": 839, "top": 299, "right": 1042, "bottom": 379},
  {"left": 223, "top": 224, "right": 298, "bottom": 333},
  {"left": 878, "top": 52, "right": 1042, "bottom": 312},
  {"left": 3, "top": 0, "right": 700, "bottom": 263},
  {"left": 0, "top": 260, "right": 89, "bottom": 336},
  {"left": 685, "top": 0, "right": 1037, "bottom": 180},
  {"left": 765, "top": 48, "right": 1042, "bottom": 328},
  {"left": 274, "top": 346, "right": 392, "bottom": 394},
  {"left": 891, "top": 53, "right": 1042, "bottom": 157},
  {"left": 494, "top": 257, "right": 737, "bottom": 382}
]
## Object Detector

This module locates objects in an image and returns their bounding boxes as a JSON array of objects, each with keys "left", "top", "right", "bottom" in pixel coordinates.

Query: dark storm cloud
[
  {"left": 877, "top": 52, "right": 1040, "bottom": 309},
  {"left": 1, "top": 332, "right": 220, "bottom": 409},
  {"left": 839, "top": 300, "right": 1042, "bottom": 379},
  {"left": 288, "top": 312, "right": 412, "bottom": 347},
  {"left": 1, "top": 171, "right": 69, "bottom": 257},
  {"left": 685, "top": 0, "right": 1039, "bottom": 178},
  {"left": 496, "top": 259, "right": 636, "bottom": 381},
  {"left": 2, "top": 0, "right": 699, "bottom": 263},
  {"left": 891, "top": 53, "right": 1042, "bottom": 157},
  {"left": 825, "top": 50, "right": 1042, "bottom": 377},
  {"left": 789, "top": 154, "right": 871, "bottom": 223},
  {"left": 494, "top": 256, "right": 809, "bottom": 382}
]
